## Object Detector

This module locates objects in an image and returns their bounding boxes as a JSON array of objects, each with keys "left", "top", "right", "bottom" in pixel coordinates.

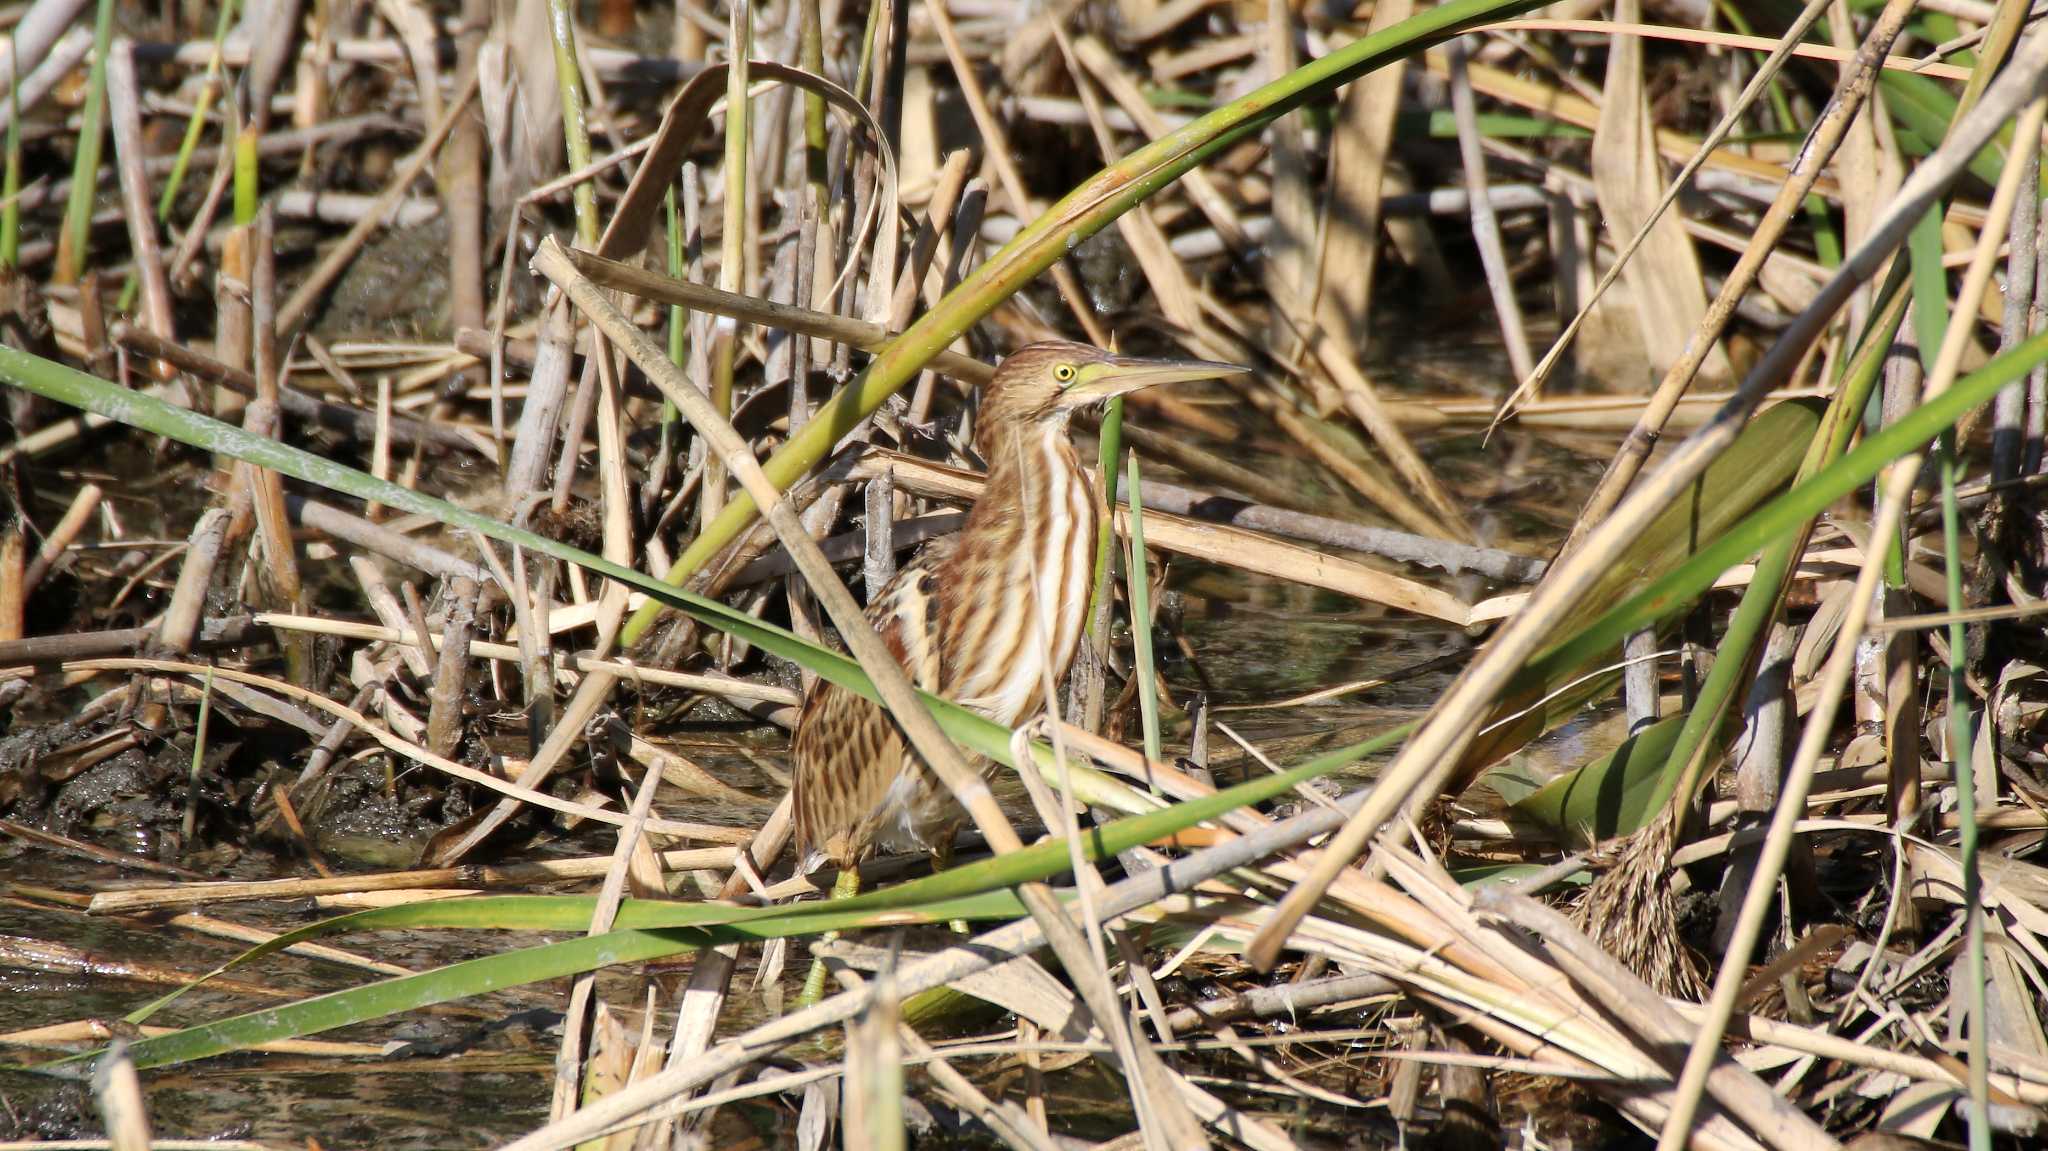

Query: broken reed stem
[
  {"left": 425, "top": 577, "right": 478, "bottom": 757},
  {"left": 20, "top": 481, "right": 101, "bottom": 594},
  {"left": 106, "top": 40, "right": 174, "bottom": 350}
]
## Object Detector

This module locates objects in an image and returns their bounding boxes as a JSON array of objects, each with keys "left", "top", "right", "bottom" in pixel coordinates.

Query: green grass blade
[
  {"left": 1509, "top": 713, "right": 1687, "bottom": 845},
  {"left": 548, "top": 0, "right": 598, "bottom": 246},
  {"left": 1880, "top": 70, "right": 2007, "bottom": 188},
  {"left": 53, "top": 0, "right": 117, "bottom": 283},
  {"left": 2, "top": 42, "right": 19, "bottom": 270},
  {"left": 156, "top": 0, "right": 239, "bottom": 221},
  {"left": 78, "top": 890, "right": 1011, "bottom": 1077},
  {"left": 1125, "top": 451, "right": 1162, "bottom": 764}
]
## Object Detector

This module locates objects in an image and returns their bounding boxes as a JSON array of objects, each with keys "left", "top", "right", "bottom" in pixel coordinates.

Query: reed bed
[{"left": 1, "top": 1, "right": 2047, "bottom": 1149}]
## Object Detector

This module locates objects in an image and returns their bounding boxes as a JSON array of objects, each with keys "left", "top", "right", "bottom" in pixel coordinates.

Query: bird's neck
[
  {"left": 937, "top": 416, "right": 1098, "bottom": 722},
  {"left": 973, "top": 418, "right": 1088, "bottom": 525}
]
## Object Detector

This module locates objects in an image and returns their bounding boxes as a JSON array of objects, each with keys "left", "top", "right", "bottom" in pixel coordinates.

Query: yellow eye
[{"left": 1054, "top": 364, "right": 1076, "bottom": 383}]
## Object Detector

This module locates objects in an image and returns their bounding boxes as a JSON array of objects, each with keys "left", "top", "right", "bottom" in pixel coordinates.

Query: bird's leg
[
  {"left": 929, "top": 829, "right": 970, "bottom": 936},
  {"left": 796, "top": 866, "right": 861, "bottom": 1011}
]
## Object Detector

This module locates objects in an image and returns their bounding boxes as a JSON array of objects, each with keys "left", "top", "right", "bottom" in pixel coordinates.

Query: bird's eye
[{"left": 1054, "top": 364, "right": 1076, "bottom": 383}]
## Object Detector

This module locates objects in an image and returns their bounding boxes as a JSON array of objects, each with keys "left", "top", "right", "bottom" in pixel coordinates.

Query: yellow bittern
[{"left": 789, "top": 341, "right": 1243, "bottom": 1000}]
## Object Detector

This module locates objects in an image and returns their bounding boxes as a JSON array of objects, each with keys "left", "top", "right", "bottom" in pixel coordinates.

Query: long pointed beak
[{"left": 1060, "top": 354, "right": 1250, "bottom": 406}]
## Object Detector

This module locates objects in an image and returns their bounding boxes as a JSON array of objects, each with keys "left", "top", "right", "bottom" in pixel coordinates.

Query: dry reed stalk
[
  {"left": 1586, "top": 0, "right": 1732, "bottom": 394},
  {"left": 441, "top": 0, "right": 490, "bottom": 397},
  {"left": 0, "top": 0, "right": 89, "bottom": 105},
  {"left": 0, "top": 528, "right": 22, "bottom": 642},
  {"left": 105, "top": 41, "right": 173, "bottom": 354},
  {"left": 91, "top": 1042, "right": 152, "bottom": 1151},
  {"left": 27, "top": 889, "right": 414, "bottom": 978},
  {"left": 1261, "top": 0, "right": 1315, "bottom": 355},
  {"left": 0, "top": 818, "right": 200, "bottom": 879},
  {"left": 889, "top": 148, "right": 972, "bottom": 330},
  {"left": 239, "top": 207, "right": 313, "bottom": 687},
  {"left": 1445, "top": 36, "right": 1534, "bottom": 383},
  {"left": 155, "top": 507, "right": 230, "bottom": 654},
  {"left": 354, "top": 557, "right": 446, "bottom": 681},
  {"left": 19, "top": 481, "right": 100, "bottom": 595},
  {"left": 85, "top": 845, "right": 747, "bottom": 917},
  {"left": 1437, "top": 56, "right": 1829, "bottom": 201},
  {"left": 425, "top": 578, "right": 478, "bottom": 757}
]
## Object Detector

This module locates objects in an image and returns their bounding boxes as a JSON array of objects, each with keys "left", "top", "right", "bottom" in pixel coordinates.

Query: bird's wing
[
  {"left": 867, "top": 536, "right": 954, "bottom": 692},
  {"left": 790, "top": 538, "right": 954, "bottom": 867}
]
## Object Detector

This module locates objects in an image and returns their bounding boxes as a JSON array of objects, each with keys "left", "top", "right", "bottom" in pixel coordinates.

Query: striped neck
[{"left": 938, "top": 417, "right": 1098, "bottom": 723}]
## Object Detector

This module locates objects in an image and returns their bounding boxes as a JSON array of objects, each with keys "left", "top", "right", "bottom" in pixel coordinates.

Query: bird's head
[{"left": 978, "top": 340, "right": 1247, "bottom": 438}]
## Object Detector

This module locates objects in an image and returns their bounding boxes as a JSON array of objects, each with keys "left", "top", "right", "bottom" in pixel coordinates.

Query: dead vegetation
[{"left": 2, "top": 1, "right": 2048, "bottom": 1149}]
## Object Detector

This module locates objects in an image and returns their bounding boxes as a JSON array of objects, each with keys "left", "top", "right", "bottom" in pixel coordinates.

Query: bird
[{"left": 788, "top": 340, "right": 1244, "bottom": 1001}]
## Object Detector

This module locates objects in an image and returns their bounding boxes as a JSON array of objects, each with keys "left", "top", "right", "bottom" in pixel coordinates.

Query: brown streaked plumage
[{"left": 789, "top": 341, "right": 1246, "bottom": 874}]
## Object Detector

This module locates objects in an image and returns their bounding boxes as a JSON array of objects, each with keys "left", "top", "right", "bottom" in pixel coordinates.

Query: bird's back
[{"left": 790, "top": 537, "right": 957, "bottom": 869}]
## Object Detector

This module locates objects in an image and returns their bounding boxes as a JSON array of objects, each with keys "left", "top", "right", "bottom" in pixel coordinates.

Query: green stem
[
  {"left": 1, "top": 42, "right": 20, "bottom": 270},
  {"left": 158, "top": 0, "right": 240, "bottom": 221},
  {"left": 1086, "top": 396, "right": 1125, "bottom": 641},
  {"left": 232, "top": 126, "right": 259, "bottom": 226},
  {"left": 1940, "top": 433, "right": 1990, "bottom": 1150},
  {"left": 546, "top": 0, "right": 597, "bottom": 247},
  {"left": 660, "top": 186, "right": 684, "bottom": 439},
  {"left": 1125, "top": 451, "right": 1161, "bottom": 764},
  {"left": 55, "top": 0, "right": 118, "bottom": 283}
]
